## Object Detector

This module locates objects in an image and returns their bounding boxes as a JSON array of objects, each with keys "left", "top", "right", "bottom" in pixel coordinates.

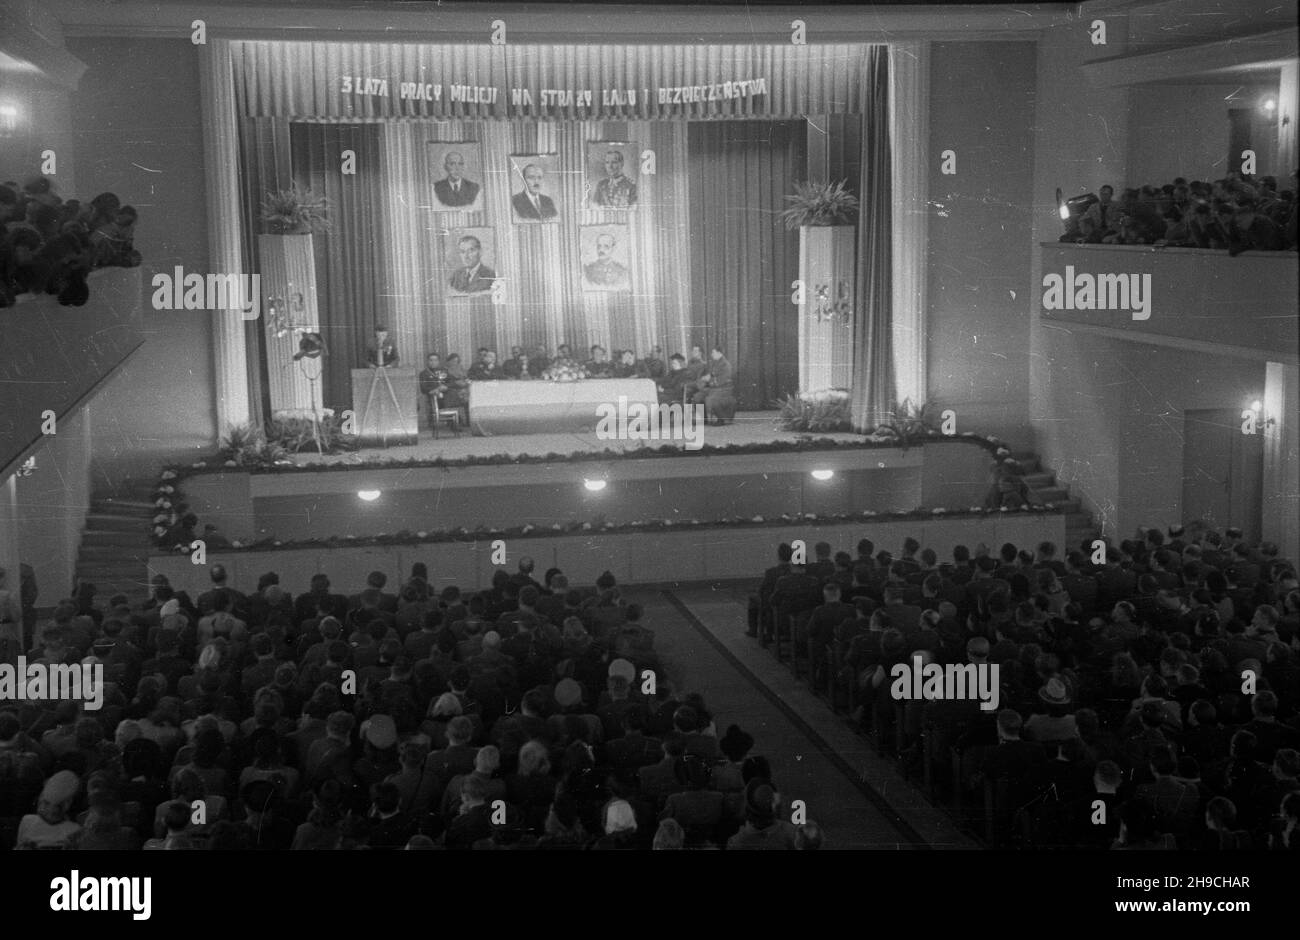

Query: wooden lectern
[{"left": 350, "top": 367, "right": 419, "bottom": 447}]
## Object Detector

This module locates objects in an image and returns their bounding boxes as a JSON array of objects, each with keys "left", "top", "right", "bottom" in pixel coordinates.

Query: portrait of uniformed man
[
  {"left": 430, "top": 143, "right": 485, "bottom": 211},
  {"left": 581, "top": 225, "right": 631, "bottom": 291},
  {"left": 588, "top": 145, "right": 638, "bottom": 210}
]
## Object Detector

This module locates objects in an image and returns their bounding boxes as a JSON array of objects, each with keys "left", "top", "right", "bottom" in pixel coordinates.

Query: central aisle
[{"left": 628, "top": 585, "right": 976, "bottom": 849}]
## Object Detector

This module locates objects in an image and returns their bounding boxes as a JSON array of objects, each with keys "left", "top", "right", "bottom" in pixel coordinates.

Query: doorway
[{"left": 1181, "top": 408, "right": 1264, "bottom": 538}]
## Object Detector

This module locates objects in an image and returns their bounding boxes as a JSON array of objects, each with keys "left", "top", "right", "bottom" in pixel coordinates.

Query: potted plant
[
  {"left": 258, "top": 187, "right": 328, "bottom": 416},
  {"left": 260, "top": 186, "right": 331, "bottom": 236},
  {"left": 784, "top": 180, "right": 858, "bottom": 395}
]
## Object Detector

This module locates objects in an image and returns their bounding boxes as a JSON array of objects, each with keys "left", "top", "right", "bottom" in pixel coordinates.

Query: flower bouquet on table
[{"left": 543, "top": 361, "right": 589, "bottom": 382}]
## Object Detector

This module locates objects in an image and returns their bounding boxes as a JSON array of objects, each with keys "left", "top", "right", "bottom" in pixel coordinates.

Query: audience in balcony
[
  {"left": 0, "top": 177, "right": 141, "bottom": 307},
  {"left": 1072, "top": 171, "right": 1297, "bottom": 253}
]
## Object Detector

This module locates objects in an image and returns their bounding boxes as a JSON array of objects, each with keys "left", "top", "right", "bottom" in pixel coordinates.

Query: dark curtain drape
[
  {"left": 849, "top": 48, "right": 893, "bottom": 431},
  {"left": 687, "top": 121, "right": 805, "bottom": 410},
  {"left": 289, "top": 123, "right": 385, "bottom": 411}
]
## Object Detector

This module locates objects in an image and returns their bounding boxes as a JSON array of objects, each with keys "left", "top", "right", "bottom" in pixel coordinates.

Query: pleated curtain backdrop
[
  {"left": 288, "top": 123, "right": 386, "bottom": 410},
  {"left": 376, "top": 120, "right": 693, "bottom": 368},
  {"left": 686, "top": 121, "right": 805, "bottom": 410},
  {"left": 849, "top": 47, "right": 895, "bottom": 431}
]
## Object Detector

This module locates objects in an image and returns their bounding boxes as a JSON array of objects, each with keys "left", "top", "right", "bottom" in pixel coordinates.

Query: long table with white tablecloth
[{"left": 467, "top": 378, "right": 660, "bottom": 435}]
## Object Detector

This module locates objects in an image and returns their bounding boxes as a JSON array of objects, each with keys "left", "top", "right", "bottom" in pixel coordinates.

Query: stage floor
[{"left": 292, "top": 410, "right": 862, "bottom": 466}]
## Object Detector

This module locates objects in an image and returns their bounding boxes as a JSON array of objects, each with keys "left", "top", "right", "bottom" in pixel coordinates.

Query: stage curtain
[
  {"left": 288, "top": 123, "right": 385, "bottom": 409},
  {"left": 849, "top": 47, "right": 894, "bottom": 431},
  {"left": 376, "top": 121, "right": 692, "bottom": 369},
  {"left": 687, "top": 121, "right": 805, "bottom": 410}
]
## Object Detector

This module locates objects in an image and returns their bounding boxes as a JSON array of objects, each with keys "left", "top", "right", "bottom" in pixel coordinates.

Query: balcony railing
[
  {"left": 0, "top": 267, "right": 144, "bottom": 476},
  {"left": 1038, "top": 243, "right": 1299, "bottom": 361}
]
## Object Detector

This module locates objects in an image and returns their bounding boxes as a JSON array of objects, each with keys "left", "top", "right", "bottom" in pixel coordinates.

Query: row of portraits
[
  {"left": 445, "top": 225, "right": 631, "bottom": 295},
  {"left": 429, "top": 141, "right": 640, "bottom": 216}
]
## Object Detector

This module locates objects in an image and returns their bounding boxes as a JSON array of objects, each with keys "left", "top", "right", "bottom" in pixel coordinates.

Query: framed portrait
[
  {"left": 445, "top": 226, "right": 498, "bottom": 297},
  {"left": 585, "top": 141, "right": 639, "bottom": 210},
  {"left": 429, "top": 142, "right": 485, "bottom": 212},
  {"left": 508, "top": 154, "right": 560, "bottom": 223},
  {"left": 580, "top": 224, "right": 632, "bottom": 292}
]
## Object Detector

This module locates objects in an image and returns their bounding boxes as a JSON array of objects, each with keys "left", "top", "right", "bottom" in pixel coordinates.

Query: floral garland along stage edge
[{"left": 150, "top": 431, "right": 1039, "bottom": 550}]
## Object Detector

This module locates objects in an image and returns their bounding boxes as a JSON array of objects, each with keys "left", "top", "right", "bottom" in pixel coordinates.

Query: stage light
[
  {"left": 1250, "top": 400, "right": 1262, "bottom": 413},
  {"left": 0, "top": 104, "right": 17, "bottom": 137},
  {"left": 357, "top": 489, "right": 381, "bottom": 501},
  {"left": 1262, "top": 97, "right": 1277, "bottom": 115},
  {"left": 583, "top": 478, "right": 607, "bottom": 492},
  {"left": 810, "top": 469, "right": 835, "bottom": 481}
]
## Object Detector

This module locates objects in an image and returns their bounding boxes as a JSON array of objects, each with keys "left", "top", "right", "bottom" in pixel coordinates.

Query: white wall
[
  {"left": 14, "top": 408, "right": 92, "bottom": 601},
  {"left": 67, "top": 37, "right": 218, "bottom": 485},
  {"left": 1128, "top": 82, "right": 1278, "bottom": 183}
]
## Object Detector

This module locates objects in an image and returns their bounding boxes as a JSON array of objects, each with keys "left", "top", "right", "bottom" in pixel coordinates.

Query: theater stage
[{"left": 293, "top": 410, "right": 859, "bottom": 466}]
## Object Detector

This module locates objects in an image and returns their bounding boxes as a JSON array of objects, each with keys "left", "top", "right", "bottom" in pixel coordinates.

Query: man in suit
[
  {"left": 433, "top": 151, "right": 481, "bottom": 208},
  {"left": 447, "top": 235, "right": 495, "bottom": 294},
  {"left": 512, "top": 163, "right": 557, "bottom": 221},
  {"left": 366, "top": 326, "right": 398, "bottom": 367},
  {"left": 592, "top": 149, "right": 637, "bottom": 209},
  {"left": 657, "top": 354, "right": 690, "bottom": 405},
  {"left": 467, "top": 347, "right": 505, "bottom": 381},
  {"left": 688, "top": 346, "right": 736, "bottom": 424},
  {"left": 583, "top": 233, "right": 630, "bottom": 290}
]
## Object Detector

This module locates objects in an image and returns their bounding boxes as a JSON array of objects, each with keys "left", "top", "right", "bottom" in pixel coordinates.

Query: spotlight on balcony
[
  {"left": 810, "top": 469, "right": 835, "bottom": 481},
  {"left": 583, "top": 479, "right": 607, "bottom": 492},
  {"left": 1057, "top": 188, "right": 1098, "bottom": 242},
  {"left": 357, "top": 490, "right": 381, "bottom": 501}
]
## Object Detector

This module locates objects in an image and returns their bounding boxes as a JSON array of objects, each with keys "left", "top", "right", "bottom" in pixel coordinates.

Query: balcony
[
  {"left": 0, "top": 267, "right": 145, "bottom": 476},
  {"left": 1038, "top": 243, "right": 1299, "bottom": 362}
]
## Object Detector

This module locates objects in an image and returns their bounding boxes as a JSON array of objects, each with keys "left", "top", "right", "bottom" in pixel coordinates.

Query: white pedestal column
[
  {"left": 259, "top": 234, "right": 324, "bottom": 417},
  {"left": 797, "top": 226, "right": 857, "bottom": 392},
  {"left": 1263, "top": 360, "right": 1299, "bottom": 563}
]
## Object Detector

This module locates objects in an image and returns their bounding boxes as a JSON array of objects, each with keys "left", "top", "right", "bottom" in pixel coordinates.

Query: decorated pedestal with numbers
[
  {"left": 259, "top": 233, "right": 324, "bottom": 417},
  {"left": 797, "top": 225, "right": 856, "bottom": 394}
]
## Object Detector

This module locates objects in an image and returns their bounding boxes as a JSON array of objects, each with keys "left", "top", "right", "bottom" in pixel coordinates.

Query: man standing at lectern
[{"left": 367, "top": 326, "right": 399, "bottom": 367}]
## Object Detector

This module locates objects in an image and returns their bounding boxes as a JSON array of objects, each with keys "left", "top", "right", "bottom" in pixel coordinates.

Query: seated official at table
[
  {"left": 419, "top": 353, "right": 450, "bottom": 418},
  {"left": 585, "top": 345, "right": 614, "bottom": 378},
  {"left": 551, "top": 344, "right": 577, "bottom": 370},
  {"left": 611, "top": 349, "right": 642, "bottom": 378},
  {"left": 443, "top": 353, "right": 470, "bottom": 412},
  {"left": 366, "top": 326, "right": 399, "bottom": 367},
  {"left": 657, "top": 353, "right": 690, "bottom": 404},
  {"left": 503, "top": 350, "right": 537, "bottom": 380},
  {"left": 687, "top": 345, "right": 736, "bottom": 425},
  {"left": 468, "top": 347, "right": 506, "bottom": 381},
  {"left": 642, "top": 346, "right": 667, "bottom": 380},
  {"left": 528, "top": 344, "right": 551, "bottom": 377},
  {"left": 683, "top": 345, "right": 707, "bottom": 383}
]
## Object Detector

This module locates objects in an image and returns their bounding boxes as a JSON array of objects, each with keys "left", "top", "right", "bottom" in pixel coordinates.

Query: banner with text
[{"left": 230, "top": 41, "right": 877, "bottom": 120}]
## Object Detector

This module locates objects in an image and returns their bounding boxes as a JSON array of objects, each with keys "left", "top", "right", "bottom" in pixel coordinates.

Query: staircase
[
  {"left": 1010, "top": 450, "right": 1098, "bottom": 550},
  {"left": 75, "top": 478, "right": 157, "bottom": 606}
]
